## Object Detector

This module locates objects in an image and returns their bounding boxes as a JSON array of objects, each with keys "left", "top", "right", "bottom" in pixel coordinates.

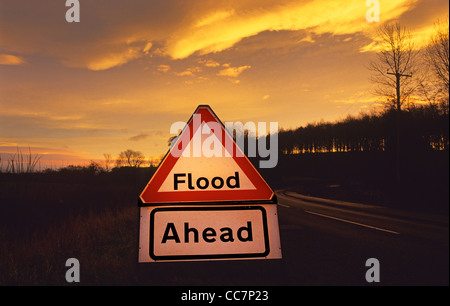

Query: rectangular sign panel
[{"left": 139, "top": 204, "right": 282, "bottom": 262}]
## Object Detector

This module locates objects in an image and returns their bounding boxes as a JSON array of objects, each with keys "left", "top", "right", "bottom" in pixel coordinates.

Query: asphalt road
[{"left": 275, "top": 190, "right": 449, "bottom": 285}]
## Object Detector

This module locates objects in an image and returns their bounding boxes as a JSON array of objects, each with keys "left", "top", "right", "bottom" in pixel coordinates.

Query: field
[{"left": 0, "top": 167, "right": 149, "bottom": 285}]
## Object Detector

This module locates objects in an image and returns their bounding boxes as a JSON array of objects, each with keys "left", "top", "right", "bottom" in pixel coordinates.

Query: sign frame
[{"left": 138, "top": 105, "right": 276, "bottom": 206}]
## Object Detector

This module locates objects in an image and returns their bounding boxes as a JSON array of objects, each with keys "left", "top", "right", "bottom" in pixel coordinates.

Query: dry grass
[
  {"left": 0, "top": 204, "right": 139, "bottom": 285},
  {"left": 0, "top": 147, "right": 42, "bottom": 174}
]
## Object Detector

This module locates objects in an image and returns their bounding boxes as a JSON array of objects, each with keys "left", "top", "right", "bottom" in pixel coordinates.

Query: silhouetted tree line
[{"left": 277, "top": 103, "right": 449, "bottom": 156}]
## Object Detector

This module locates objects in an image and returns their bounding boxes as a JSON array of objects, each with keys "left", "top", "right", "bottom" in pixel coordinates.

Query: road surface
[{"left": 275, "top": 189, "right": 449, "bottom": 285}]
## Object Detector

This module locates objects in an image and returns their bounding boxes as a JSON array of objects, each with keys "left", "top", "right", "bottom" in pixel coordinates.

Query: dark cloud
[
  {"left": 128, "top": 133, "right": 150, "bottom": 142},
  {"left": 398, "top": 0, "right": 449, "bottom": 30}
]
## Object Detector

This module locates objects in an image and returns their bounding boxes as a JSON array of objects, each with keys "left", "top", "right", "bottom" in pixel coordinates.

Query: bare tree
[
  {"left": 103, "top": 153, "right": 113, "bottom": 172},
  {"left": 368, "top": 22, "right": 420, "bottom": 184},
  {"left": 422, "top": 17, "right": 449, "bottom": 107},
  {"left": 369, "top": 22, "right": 420, "bottom": 111},
  {"left": 116, "top": 149, "right": 146, "bottom": 168}
]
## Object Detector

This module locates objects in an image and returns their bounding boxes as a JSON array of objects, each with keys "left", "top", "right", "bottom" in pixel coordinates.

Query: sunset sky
[{"left": 0, "top": 0, "right": 448, "bottom": 168}]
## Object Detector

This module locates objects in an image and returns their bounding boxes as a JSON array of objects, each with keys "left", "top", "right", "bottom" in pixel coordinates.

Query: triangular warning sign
[{"left": 139, "top": 105, "right": 275, "bottom": 205}]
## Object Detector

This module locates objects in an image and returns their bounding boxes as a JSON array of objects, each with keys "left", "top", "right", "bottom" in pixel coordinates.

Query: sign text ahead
[{"left": 139, "top": 205, "right": 281, "bottom": 262}]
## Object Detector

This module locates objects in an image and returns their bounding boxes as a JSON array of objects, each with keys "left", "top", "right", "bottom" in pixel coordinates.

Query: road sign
[
  {"left": 139, "top": 105, "right": 275, "bottom": 205},
  {"left": 138, "top": 105, "right": 282, "bottom": 263},
  {"left": 139, "top": 204, "right": 282, "bottom": 262}
]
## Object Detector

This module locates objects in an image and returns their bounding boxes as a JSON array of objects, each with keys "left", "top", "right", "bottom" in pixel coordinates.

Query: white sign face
[{"left": 139, "top": 205, "right": 282, "bottom": 262}]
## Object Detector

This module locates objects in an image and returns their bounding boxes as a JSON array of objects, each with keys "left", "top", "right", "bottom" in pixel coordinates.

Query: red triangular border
[{"left": 139, "top": 105, "right": 274, "bottom": 205}]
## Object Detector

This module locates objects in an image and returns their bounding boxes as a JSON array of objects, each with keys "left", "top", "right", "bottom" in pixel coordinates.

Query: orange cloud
[
  {"left": 0, "top": 143, "right": 89, "bottom": 158},
  {"left": 217, "top": 65, "right": 251, "bottom": 77},
  {"left": 200, "top": 59, "right": 221, "bottom": 67},
  {"left": 0, "top": 0, "right": 422, "bottom": 68},
  {"left": 157, "top": 64, "right": 171, "bottom": 72},
  {"left": 0, "top": 54, "right": 24, "bottom": 65},
  {"left": 165, "top": 0, "right": 417, "bottom": 59},
  {"left": 195, "top": 9, "right": 236, "bottom": 28},
  {"left": 174, "top": 66, "right": 202, "bottom": 77},
  {"left": 86, "top": 47, "right": 143, "bottom": 71}
]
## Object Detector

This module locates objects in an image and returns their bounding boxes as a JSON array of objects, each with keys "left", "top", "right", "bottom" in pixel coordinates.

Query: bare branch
[{"left": 368, "top": 22, "right": 419, "bottom": 110}]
